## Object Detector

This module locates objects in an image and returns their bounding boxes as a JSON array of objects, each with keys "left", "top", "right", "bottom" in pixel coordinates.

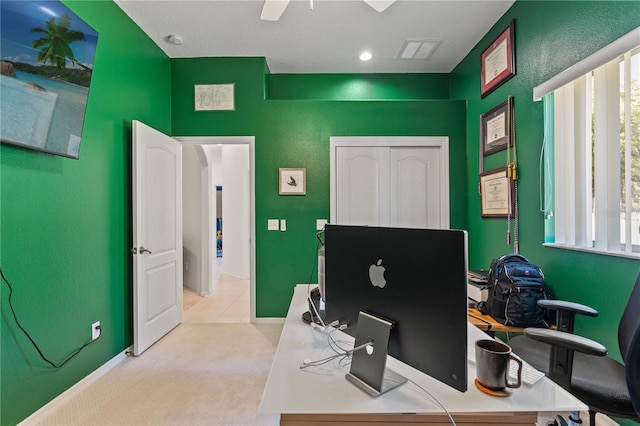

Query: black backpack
[{"left": 483, "top": 254, "right": 549, "bottom": 327}]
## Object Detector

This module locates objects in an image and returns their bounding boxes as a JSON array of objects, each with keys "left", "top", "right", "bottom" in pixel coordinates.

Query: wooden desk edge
[
  {"left": 467, "top": 308, "right": 524, "bottom": 333},
  {"left": 281, "top": 411, "right": 538, "bottom": 425},
  {"left": 468, "top": 308, "right": 556, "bottom": 333}
]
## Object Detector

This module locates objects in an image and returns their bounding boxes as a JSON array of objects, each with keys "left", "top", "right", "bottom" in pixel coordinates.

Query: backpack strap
[{"left": 499, "top": 253, "right": 529, "bottom": 263}]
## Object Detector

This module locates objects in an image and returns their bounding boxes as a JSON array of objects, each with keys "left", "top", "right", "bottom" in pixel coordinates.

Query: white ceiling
[{"left": 114, "top": 0, "right": 515, "bottom": 74}]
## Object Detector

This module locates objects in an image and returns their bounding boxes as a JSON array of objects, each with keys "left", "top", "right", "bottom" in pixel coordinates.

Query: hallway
[{"left": 183, "top": 273, "right": 250, "bottom": 323}]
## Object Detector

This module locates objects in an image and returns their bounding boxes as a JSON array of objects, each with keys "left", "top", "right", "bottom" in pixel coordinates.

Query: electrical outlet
[{"left": 92, "top": 321, "right": 101, "bottom": 341}]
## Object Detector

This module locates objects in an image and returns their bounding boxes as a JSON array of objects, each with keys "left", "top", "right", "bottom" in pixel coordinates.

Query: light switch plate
[
  {"left": 280, "top": 219, "right": 287, "bottom": 231},
  {"left": 268, "top": 219, "right": 279, "bottom": 231},
  {"left": 316, "top": 219, "right": 328, "bottom": 230}
]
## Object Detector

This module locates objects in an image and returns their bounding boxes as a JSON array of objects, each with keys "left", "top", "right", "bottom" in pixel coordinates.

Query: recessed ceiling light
[{"left": 359, "top": 51, "right": 372, "bottom": 61}]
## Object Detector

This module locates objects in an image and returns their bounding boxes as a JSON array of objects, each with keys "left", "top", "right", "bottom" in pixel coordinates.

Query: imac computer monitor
[{"left": 323, "top": 224, "right": 468, "bottom": 392}]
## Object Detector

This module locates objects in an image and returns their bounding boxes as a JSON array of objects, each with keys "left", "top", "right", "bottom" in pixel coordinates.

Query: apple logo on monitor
[{"left": 368, "top": 259, "right": 387, "bottom": 288}]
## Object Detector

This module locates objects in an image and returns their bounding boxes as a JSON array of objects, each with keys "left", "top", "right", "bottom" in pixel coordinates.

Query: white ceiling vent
[{"left": 398, "top": 39, "right": 442, "bottom": 60}]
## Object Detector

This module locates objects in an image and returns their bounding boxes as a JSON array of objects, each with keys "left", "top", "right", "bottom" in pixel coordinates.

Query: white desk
[{"left": 260, "top": 285, "right": 587, "bottom": 425}]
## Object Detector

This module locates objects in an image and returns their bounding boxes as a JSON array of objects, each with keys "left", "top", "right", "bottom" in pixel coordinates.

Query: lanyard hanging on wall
[{"left": 506, "top": 95, "right": 519, "bottom": 253}]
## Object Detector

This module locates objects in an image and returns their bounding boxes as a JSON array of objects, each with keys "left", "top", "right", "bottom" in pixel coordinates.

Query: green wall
[
  {"left": 171, "top": 59, "right": 467, "bottom": 317},
  {"left": 0, "top": 1, "right": 172, "bottom": 424},
  {"left": 452, "top": 0, "right": 640, "bottom": 375},
  {"left": 269, "top": 73, "right": 451, "bottom": 100},
  {"left": 3, "top": 1, "right": 640, "bottom": 424}
]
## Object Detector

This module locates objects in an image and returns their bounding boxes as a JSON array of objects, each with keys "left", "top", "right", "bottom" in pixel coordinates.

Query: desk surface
[{"left": 260, "top": 285, "right": 586, "bottom": 417}]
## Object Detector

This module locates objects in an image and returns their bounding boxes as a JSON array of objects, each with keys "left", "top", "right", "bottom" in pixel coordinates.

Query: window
[{"left": 538, "top": 28, "right": 640, "bottom": 258}]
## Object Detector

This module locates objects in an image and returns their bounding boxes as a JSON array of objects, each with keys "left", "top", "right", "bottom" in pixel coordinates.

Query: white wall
[
  {"left": 221, "top": 144, "right": 250, "bottom": 279},
  {"left": 182, "top": 144, "right": 206, "bottom": 293}
]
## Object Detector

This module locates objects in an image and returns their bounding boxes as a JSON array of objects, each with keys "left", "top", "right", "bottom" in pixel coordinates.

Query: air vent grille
[{"left": 398, "top": 39, "right": 442, "bottom": 60}]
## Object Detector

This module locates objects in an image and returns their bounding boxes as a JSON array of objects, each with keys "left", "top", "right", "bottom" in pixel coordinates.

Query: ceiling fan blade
[
  {"left": 260, "top": 0, "right": 291, "bottom": 21},
  {"left": 363, "top": 0, "right": 396, "bottom": 13}
]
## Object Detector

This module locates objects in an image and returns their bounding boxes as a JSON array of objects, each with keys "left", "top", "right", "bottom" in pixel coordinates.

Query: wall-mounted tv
[{"left": 1, "top": 0, "right": 98, "bottom": 159}]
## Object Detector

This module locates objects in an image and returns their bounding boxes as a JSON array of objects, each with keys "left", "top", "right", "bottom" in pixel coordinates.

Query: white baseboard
[
  {"left": 253, "top": 317, "right": 285, "bottom": 324},
  {"left": 18, "top": 347, "right": 131, "bottom": 425}
]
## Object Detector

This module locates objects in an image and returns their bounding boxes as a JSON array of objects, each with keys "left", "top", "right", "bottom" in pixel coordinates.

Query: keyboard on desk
[{"left": 467, "top": 346, "right": 545, "bottom": 386}]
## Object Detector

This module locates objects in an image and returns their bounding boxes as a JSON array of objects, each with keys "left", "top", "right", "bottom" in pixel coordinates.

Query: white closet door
[
  {"left": 331, "top": 137, "right": 449, "bottom": 229},
  {"left": 390, "top": 147, "right": 442, "bottom": 228},
  {"left": 335, "top": 146, "right": 390, "bottom": 226}
]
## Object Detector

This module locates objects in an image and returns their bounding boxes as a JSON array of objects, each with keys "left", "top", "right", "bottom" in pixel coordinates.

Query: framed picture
[
  {"left": 194, "top": 83, "right": 235, "bottom": 111},
  {"left": 481, "top": 98, "right": 512, "bottom": 156},
  {"left": 480, "top": 167, "right": 514, "bottom": 218},
  {"left": 480, "top": 20, "right": 515, "bottom": 98},
  {"left": 279, "top": 168, "right": 306, "bottom": 195}
]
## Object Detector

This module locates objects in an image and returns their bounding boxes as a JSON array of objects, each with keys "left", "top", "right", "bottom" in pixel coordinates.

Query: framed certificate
[
  {"left": 481, "top": 98, "right": 512, "bottom": 156},
  {"left": 480, "top": 20, "right": 515, "bottom": 98},
  {"left": 480, "top": 167, "right": 514, "bottom": 218},
  {"left": 194, "top": 84, "right": 235, "bottom": 111}
]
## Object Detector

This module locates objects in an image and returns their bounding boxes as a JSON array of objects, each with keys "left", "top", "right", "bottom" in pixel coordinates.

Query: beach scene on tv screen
[{"left": 0, "top": 0, "right": 98, "bottom": 159}]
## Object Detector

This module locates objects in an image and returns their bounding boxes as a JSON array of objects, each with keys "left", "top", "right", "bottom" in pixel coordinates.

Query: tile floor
[{"left": 183, "top": 273, "right": 250, "bottom": 323}]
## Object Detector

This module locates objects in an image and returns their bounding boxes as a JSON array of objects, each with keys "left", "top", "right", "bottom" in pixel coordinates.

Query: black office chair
[{"left": 508, "top": 271, "right": 640, "bottom": 426}]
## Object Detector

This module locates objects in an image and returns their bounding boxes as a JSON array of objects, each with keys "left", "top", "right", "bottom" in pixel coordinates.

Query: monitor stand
[{"left": 345, "top": 311, "right": 407, "bottom": 397}]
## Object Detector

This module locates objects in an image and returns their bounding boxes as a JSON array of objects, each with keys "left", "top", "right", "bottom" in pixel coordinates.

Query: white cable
[
  {"left": 407, "top": 378, "right": 456, "bottom": 426},
  {"left": 327, "top": 326, "right": 351, "bottom": 354},
  {"left": 307, "top": 294, "right": 326, "bottom": 328},
  {"left": 299, "top": 341, "right": 372, "bottom": 370},
  {"left": 299, "top": 331, "right": 454, "bottom": 426}
]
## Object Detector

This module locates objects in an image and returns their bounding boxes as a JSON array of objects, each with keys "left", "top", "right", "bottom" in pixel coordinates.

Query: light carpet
[{"left": 34, "top": 323, "right": 283, "bottom": 426}]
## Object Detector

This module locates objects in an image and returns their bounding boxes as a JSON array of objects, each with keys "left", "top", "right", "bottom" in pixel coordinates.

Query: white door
[
  {"left": 390, "top": 147, "right": 443, "bottom": 228},
  {"left": 335, "top": 146, "right": 390, "bottom": 226},
  {"left": 132, "top": 120, "right": 183, "bottom": 356},
  {"left": 330, "top": 137, "right": 449, "bottom": 228}
]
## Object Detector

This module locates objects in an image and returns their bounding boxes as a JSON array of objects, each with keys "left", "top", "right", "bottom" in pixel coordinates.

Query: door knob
[{"left": 131, "top": 246, "right": 153, "bottom": 254}]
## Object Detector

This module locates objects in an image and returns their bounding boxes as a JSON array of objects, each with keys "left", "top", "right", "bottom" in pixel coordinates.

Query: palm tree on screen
[{"left": 31, "top": 14, "right": 86, "bottom": 70}]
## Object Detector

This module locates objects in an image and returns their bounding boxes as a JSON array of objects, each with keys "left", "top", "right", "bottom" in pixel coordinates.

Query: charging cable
[
  {"left": 310, "top": 320, "right": 345, "bottom": 334},
  {"left": 407, "top": 378, "right": 456, "bottom": 426},
  {"left": 1, "top": 267, "right": 101, "bottom": 368},
  {"left": 300, "top": 340, "right": 373, "bottom": 370}
]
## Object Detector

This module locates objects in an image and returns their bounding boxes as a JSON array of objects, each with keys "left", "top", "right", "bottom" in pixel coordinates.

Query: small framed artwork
[
  {"left": 481, "top": 97, "right": 513, "bottom": 156},
  {"left": 279, "top": 168, "right": 306, "bottom": 195},
  {"left": 480, "top": 20, "right": 515, "bottom": 98},
  {"left": 480, "top": 167, "right": 514, "bottom": 218},
  {"left": 194, "top": 84, "right": 235, "bottom": 111}
]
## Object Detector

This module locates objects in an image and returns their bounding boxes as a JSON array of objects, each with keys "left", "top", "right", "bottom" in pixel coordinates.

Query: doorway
[{"left": 177, "top": 136, "right": 255, "bottom": 322}]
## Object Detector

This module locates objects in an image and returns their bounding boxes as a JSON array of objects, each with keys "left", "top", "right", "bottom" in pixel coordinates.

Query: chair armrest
[
  {"left": 524, "top": 328, "right": 607, "bottom": 356},
  {"left": 538, "top": 300, "right": 599, "bottom": 317}
]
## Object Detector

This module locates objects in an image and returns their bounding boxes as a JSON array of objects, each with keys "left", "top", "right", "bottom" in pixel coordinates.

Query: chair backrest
[
  {"left": 625, "top": 322, "right": 640, "bottom": 416},
  {"left": 619, "top": 270, "right": 640, "bottom": 361},
  {"left": 620, "top": 270, "right": 640, "bottom": 416}
]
